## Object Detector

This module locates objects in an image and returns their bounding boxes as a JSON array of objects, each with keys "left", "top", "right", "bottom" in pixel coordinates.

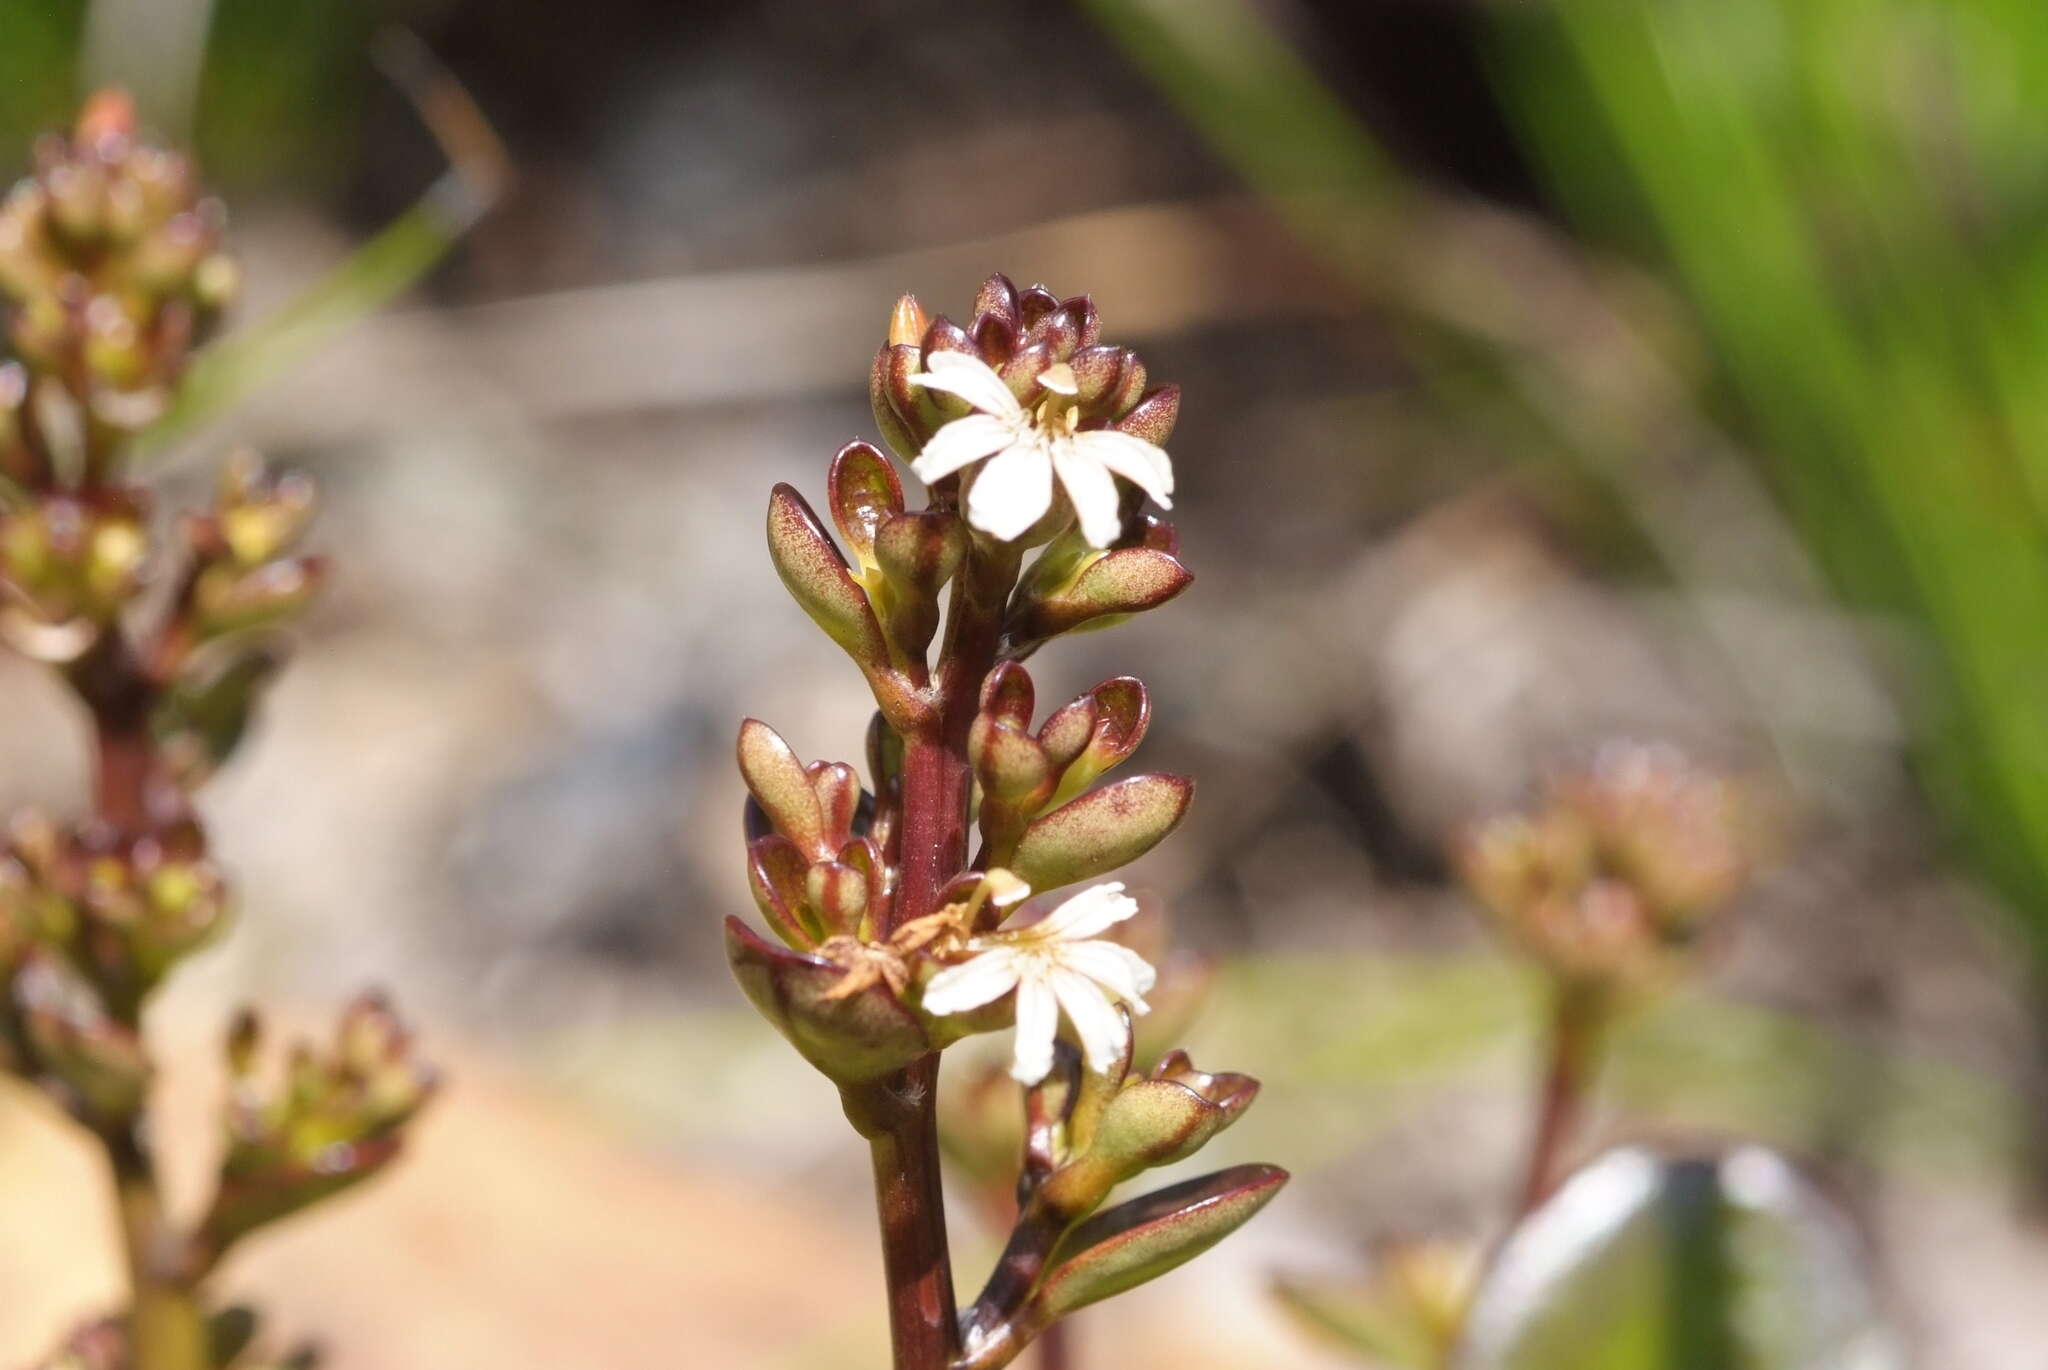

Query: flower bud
[
  {"left": 0, "top": 492, "right": 150, "bottom": 624},
  {"left": 869, "top": 274, "right": 1160, "bottom": 458},
  {"left": 191, "top": 555, "right": 325, "bottom": 637},
  {"left": 1041, "top": 677, "right": 1150, "bottom": 808},
  {"left": 13, "top": 952, "right": 150, "bottom": 1126},
  {"left": 725, "top": 915, "right": 931, "bottom": 1087},
  {"left": 203, "top": 994, "right": 434, "bottom": 1258},
  {"left": 214, "top": 452, "right": 317, "bottom": 568}
]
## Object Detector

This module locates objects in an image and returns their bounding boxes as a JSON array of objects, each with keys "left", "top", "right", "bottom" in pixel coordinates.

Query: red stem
[
  {"left": 94, "top": 718, "right": 155, "bottom": 833},
  {"left": 857, "top": 1057, "right": 960, "bottom": 1369},
  {"left": 1036, "top": 1320, "right": 1073, "bottom": 1370},
  {"left": 860, "top": 541, "right": 1012, "bottom": 1370},
  {"left": 1516, "top": 984, "right": 1600, "bottom": 1216},
  {"left": 856, "top": 731, "right": 970, "bottom": 1370}
]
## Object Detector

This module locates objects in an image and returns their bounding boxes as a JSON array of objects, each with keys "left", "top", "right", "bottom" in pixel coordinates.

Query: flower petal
[
  {"left": 1073, "top": 429, "right": 1174, "bottom": 507},
  {"left": 912, "top": 414, "right": 1017, "bottom": 482},
  {"left": 1052, "top": 441, "right": 1126, "bottom": 548},
  {"left": 910, "top": 351, "right": 1023, "bottom": 418},
  {"left": 1032, "top": 881, "right": 1138, "bottom": 941},
  {"left": 922, "top": 948, "right": 1021, "bottom": 1015},
  {"left": 1049, "top": 965, "right": 1128, "bottom": 1074},
  {"left": 1055, "top": 940, "right": 1157, "bottom": 1011},
  {"left": 966, "top": 439, "right": 1055, "bottom": 542},
  {"left": 1009, "top": 972, "right": 1060, "bottom": 1083}
]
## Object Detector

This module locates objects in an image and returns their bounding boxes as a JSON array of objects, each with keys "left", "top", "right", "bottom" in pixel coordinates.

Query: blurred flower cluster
[
  {"left": 0, "top": 95, "right": 431, "bottom": 1370},
  {"left": 1280, "top": 743, "right": 1760, "bottom": 1369},
  {"left": 1458, "top": 744, "right": 1752, "bottom": 994}
]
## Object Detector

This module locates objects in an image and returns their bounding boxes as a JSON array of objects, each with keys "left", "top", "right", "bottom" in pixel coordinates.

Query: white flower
[
  {"left": 908, "top": 351, "right": 1174, "bottom": 549},
  {"left": 921, "top": 880, "right": 1157, "bottom": 1083}
]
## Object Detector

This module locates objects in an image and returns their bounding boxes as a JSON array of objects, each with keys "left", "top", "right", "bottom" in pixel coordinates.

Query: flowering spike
[{"left": 729, "top": 276, "right": 1275, "bottom": 1368}]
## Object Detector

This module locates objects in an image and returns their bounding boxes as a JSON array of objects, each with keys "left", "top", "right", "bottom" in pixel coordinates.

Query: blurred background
[{"left": 0, "top": 0, "right": 2042, "bottom": 1365}]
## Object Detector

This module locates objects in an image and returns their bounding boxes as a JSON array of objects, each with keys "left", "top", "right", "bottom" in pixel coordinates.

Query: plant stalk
[
  {"left": 1036, "top": 1320, "right": 1074, "bottom": 1370},
  {"left": 89, "top": 676, "right": 207, "bottom": 1370},
  {"left": 857, "top": 537, "right": 1018, "bottom": 1370},
  {"left": 1515, "top": 982, "right": 1602, "bottom": 1216},
  {"left": 110, "top": 1131, "right": 208, "bottom": 1370}
]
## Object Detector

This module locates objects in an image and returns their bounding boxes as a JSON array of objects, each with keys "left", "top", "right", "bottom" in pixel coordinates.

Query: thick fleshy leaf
[
  {"left": 807, "top": 761, "right": 861, "bottom": 846},
  {"left": 1026, "top": 306, "right": 1081, "bottom": 360},
  {"left": 1015, "top": 284, "right": 1059, "bottom": 327},
  {"left": 1133, "top": 511, "right": 1180, "bottom": 555},
  {"left": 1011, "top": 547, "right": 1192, "bottom": 644},
  {"left": 870, "top": 345, "right": 922, "bottom": 459},
  {"left": 1115, "top": 385, "right": 1181, "bottom": 446},
  {"left": 1030, "top": 1165, "right": 1288, "bottom": 1321},
  {"left": 975, "top": 273, "right": 1020, "bottom": 330},
  {"left": 746, "top": 835, "right": 816, "bottom": 948},
  {"left": 981, "top": 661, "right": 1035, "bottom": 727},
  {"left": 1064, "top": 295, "right": 1100, "bottom": 348},
  {"left": 873, "top": 511, "right": 965, "bottom": 596},
  {"left": 14, "top": 954, "right": 150, "bottom": 1125},
  {"left": 1062, "top": 1007, "right": 1134, "bottom": 1157},
  {"left": 864, "top": 712, "right": 902, "bottom": 852},
  {"left": 973, "top": 714, "right": 1051, "bottom": 796},
  {"left": 1012, "top": 774, "right": 1193, "bottom": 890},
  {"left": 765, "top": 484, "right": 889, "bottom": 669},
  {"left": 826, "top": 441, "right": 904, "bottom": 569},
  {"left": 153, "top": 640, "right": 286, "bottom": 784},
  {"left": 1037, "top": 696, "right": 1097, "bottom": 774},
  {"left": 971, "top": 312, "right": 1017, "bottom": 367},
  {"left": 1097, "top": 1071, "right": 1254, "bottom": 1170},
  {"left": 737, "top": 719, "right": 825, "bottom": 856},
  {"left": 1454, "top": 1146, "right": 1903, "bottom": 1370},
  {"left": 1070, "top": 345, "right": 1124, "bottom": 407},
  {"left": 1048, "top": 677, "right": 1150, "bottom": 806},
  {"left": 999, "top": 340, "right": 1058, "bottom": 403},
  {"left": 724, "top": 917, "right": 928, "bottom": 1085},
  {"left": 1108, "top": 350, "right": 1148, "bottom": 417},
  {"left": 1046, "top": 1050, "right": 1259, "bottom": 1215},
  {"left": 804, "top": 860, "right": 869, "bottom": 939},
  {"left": 923, "top": 314, "right": 974, "bottom": 360}
]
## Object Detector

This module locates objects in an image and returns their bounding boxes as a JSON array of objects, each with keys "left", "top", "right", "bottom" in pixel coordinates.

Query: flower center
[{"left": 1031, "top": 363, "right": 1081, "bottom": 438}]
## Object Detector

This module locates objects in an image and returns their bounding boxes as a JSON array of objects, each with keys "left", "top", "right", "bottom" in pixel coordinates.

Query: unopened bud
[{"left": 888, "top": 293, "right": 927, "bottom": 347}]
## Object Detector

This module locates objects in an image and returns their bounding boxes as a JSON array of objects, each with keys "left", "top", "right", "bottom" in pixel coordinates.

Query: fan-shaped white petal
[
  {"left": 910, "top": 350, "right": 1023, "bottom": 418},
  {"left": 1033, "top": 882, "right": 1138, "bottom": 940},
  {"left": 1074, "top": 429, "right": 1175, "bottom": 505},
  {"left": 912, "top": 414, "right": 1019, "bottom": 482},
  {"left": 1054, "top": 940, "right": 1157, "bottom": 1010},
  {"left": 920, "top": 948, "right": 1022, "bottom": 1015},
  {"left": 1052, "top": 441, "right": 1126, "bottom": 548},
  {"left": 1049, "top": 965, "right": 1129, "bottom": 1073},
  {"left": 1009, "top": 974, "right": 1060, "bottom": 1083},
  {"left": 965, "top": 440, "right": 1055, "bottom": 541}
]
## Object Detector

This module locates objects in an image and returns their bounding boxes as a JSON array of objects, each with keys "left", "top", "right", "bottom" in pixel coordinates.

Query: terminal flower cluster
[{"left": 727, "top": 274, "right": 1281, "bottom": 1369}]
